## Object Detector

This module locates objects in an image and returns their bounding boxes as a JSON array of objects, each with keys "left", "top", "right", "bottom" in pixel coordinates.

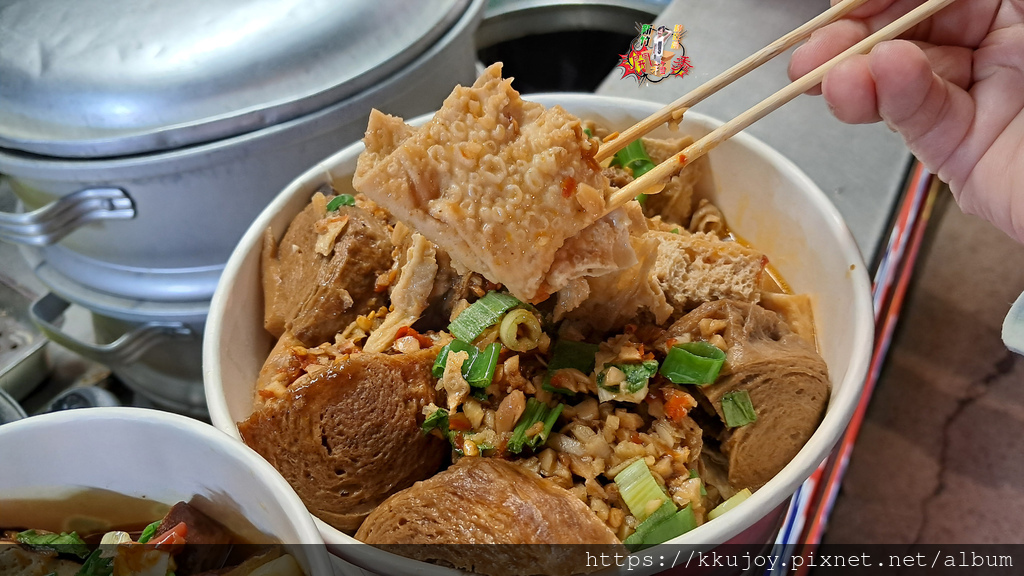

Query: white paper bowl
[
  {"left": 204, "top": 94, "right": 873, "bottom": 574},
  {"left": 0, "top": 407, "right": 335, "bottom": 576}
]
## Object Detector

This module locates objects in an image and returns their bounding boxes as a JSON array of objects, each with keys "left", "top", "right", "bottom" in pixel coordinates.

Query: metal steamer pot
[{"left": 0, "top": 0, "right": 485, "bottom": 414}]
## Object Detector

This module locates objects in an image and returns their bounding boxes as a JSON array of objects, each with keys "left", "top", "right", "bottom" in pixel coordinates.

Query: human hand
[{"left": 789, "top": 0, "right": 1024, "bottom": 242}]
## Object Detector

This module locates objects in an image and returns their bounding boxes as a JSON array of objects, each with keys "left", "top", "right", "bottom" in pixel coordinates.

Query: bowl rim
[{"left": 204, "top": 92, "right": 874, "bottom": 565}]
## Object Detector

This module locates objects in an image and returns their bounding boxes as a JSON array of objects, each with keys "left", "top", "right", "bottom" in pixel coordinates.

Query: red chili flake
[
  {"left": 561, "top": 176, "right": 577, "bottom": 198},
  {"left": 663, "top": 388, "right": 696, "bottom": 423},
  {"left": 678, "top": 153, "right": 688, "bottom": 164},
  {"left": 550, "top": 372, "right": 571, "bottom": 388},
  {"left": 665, "top": 396, "right": 690, "bottom": 422},
  {"left": 630, "top": 432, "right": 644, "bottom": 444},
  {"left": 395, "top": 326, "right": 433, "bottom": 348},
  {"left": 495, "top": 437, "right": 509, "bottom": 456},
  {"left": 149, "top": 522, "right": 188, "bottom": 549},
  {"left": 448, "top": 413, "right": 472, "bottom": 431}
]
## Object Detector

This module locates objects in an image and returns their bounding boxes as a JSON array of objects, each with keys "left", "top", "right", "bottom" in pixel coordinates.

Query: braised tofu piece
[
  {"left": 653, "top": 231, "right": 766, "bottom": 314},
  {"left": 353, "top": 63, "right": 627, "bottom": 303}
]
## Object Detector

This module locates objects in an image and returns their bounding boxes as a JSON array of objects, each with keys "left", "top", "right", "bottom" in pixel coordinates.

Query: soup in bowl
[{"left": 0, "top": 408, "right": 335, "bottom": 576}]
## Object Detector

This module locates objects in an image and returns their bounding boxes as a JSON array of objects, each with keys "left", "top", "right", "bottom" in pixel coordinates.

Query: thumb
[{"left": 864, "top": 40, "right": 974, "bottom": 188}]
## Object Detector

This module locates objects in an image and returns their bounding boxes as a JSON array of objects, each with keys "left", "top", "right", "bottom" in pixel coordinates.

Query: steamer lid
[{"left": 0, "top": 0, "right": 469, "bottom": 158}]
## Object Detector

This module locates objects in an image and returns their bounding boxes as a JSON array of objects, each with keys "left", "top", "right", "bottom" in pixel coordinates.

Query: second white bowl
[{"left": 0, "top": 407, "right": 336, "bottom": 575}]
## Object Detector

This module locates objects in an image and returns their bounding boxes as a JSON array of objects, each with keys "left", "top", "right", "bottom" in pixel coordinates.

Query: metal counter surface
[{"left": 595, "top": 0, "right": 912, "bottom": 267}]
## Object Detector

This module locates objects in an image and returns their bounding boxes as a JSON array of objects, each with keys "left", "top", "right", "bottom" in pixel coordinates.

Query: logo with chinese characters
[{"left": 617, "top": 23, "right": 693, "bottom": 85}]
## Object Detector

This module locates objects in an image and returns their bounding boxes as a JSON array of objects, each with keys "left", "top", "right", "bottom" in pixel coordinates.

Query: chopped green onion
[
  {"left": 508, "top": 398, "right": 563, "bottom": 454},
  {"left": 548, "top": 340, "right": 599, "bottom": 373},
  {"left": 448, "top": 291, "right": 521, "bottom": 343},
  {"left": 466, "top": 342, "right": 500, "bottom": 387},
  {"left": 432, "top": 340, "right": 476, "bottom": 378},
  {"left": 610, "top": 140, "right": 655, "bottom": 205},
  {"left": 507, "top": 400, "right": 544, "bottom": 454},
  {"left": 432, "top": 340, "right": 501, "bottom": 388},
  {"left": 422, "top": 407, "right": 486, "bottom": 454},
  {"left": 643, "top": 506, "right": 697, "bottom": 546},
  {"left": 77, "top": 549, "right": 115, "bottom": 576},
  {"left": 471, "top": 388, "right": 490, "bottom": 401},
  {"left": 708, "top": 488, "right": 752, "bottom": 520},
  {"left": 613, "top": 459, "right": 671, "bottom": 522},
  {"left": 624, "top": 360, "right": 659, "bottom": 393},
  {"left": 624, "top": 503, "right": 697, "bottom": 551},
  {"left": 533, "top": 403, "right": 563, "bottom": 449},
  {"left": 15, "top": 530, "right": 90, "bottom": 559},
  {"left": 498, "top": 308, "right": 542, "bottom": 352},
  {"left": 583, "top": 127, "right": 593, "bottom": 138},
  {"left": 137, "top": 519, "right": 162, "bottom": 544},
  {"left": 541, "top": 339, "right": 599, "bottom": 396},
  {"left": 598, "top": 360, "right": 659, "bottom": 394},
  {"left": 671, "top": 227, "right": 680, "bottom": 234},
  {"left": 610, "top": 140, "right": 656, "bottom": 179},
  {"left": 659, "top": 341, "right": 726, "bottom": 385},
  {"left": 421, "top": 407, "right": 449, "bottom": 435},
  {"left": 623, "top": 500, "right": 676, "bottom": 550},
  {"left": 689, "top": 468, "right": 707, "bottom": 496},
  {"left": 721, "top": 390, "right": 757, "bottom": 428},
  {"left": 326, "top": 194, "right": 355, "bottom": 211},
  {"left": 638, "top": 500, "right": 678, "bottom": 530}
]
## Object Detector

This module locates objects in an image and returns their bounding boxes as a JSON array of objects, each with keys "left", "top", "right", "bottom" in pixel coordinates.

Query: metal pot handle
[
  {"left": 29, "top": 293, "right": 194, "bottom": 365},
  {"left": 0, "top": 187, "right": 135, "bottom": 246}
]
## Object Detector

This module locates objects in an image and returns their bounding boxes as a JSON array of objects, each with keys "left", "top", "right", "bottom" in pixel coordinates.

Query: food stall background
[{"left": 1, "top": 0, "right": 1022, "bottom": 561}]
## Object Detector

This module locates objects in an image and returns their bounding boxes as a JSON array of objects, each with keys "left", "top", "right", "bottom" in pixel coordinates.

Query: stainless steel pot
[
  {"left": 0, "top": 0, "right": 484, "bottom": 303},
  {"left": 30, "top": 292, "right": 206, "bottom": 416},
  {"left": 25, "top": 249, "right": 208, "bottom": 415},
  {"left": 0, "top": 0, "right": 485, "bottom": 413}
]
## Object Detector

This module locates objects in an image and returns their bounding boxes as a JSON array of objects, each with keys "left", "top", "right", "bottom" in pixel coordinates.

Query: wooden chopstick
[
  {"left": 607, "top": 0, "right": 959, "bottom": 211},
  {"left": 594, "top": 0, "right": 875, "bottom": 163}
]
